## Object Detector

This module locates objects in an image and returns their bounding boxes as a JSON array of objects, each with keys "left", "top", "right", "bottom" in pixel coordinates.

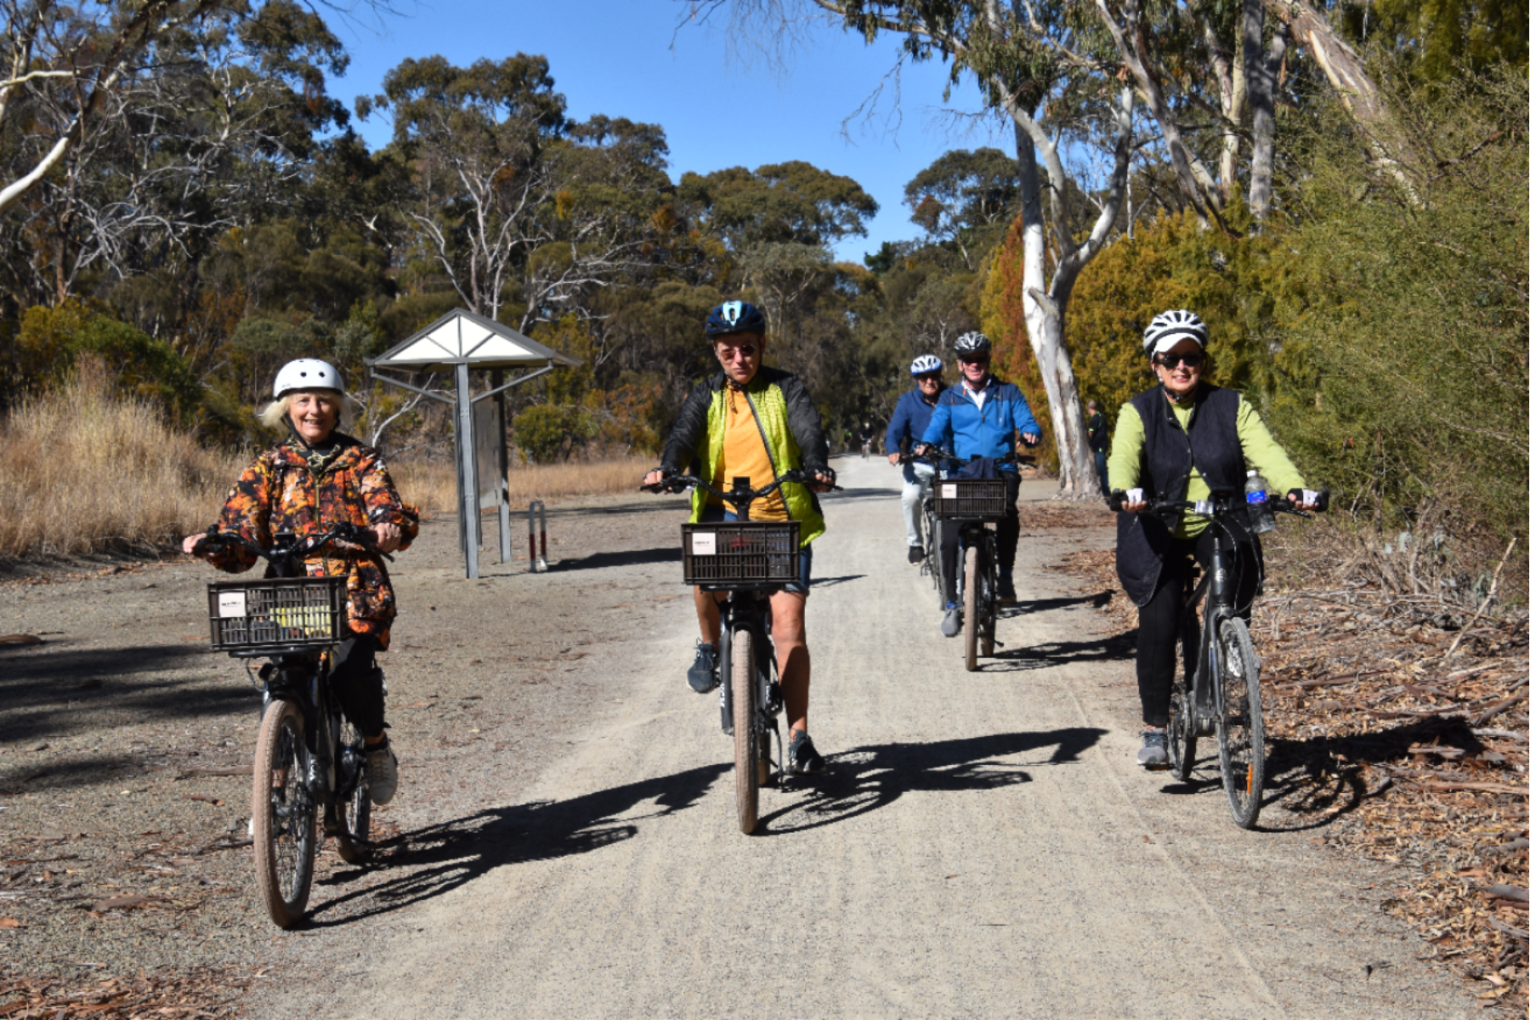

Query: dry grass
[
  {"left": 0, "top": 370, "right": 240, "bottom": 561},
  {"left": 392, "top": 456, "right": 653, "bottom": 514}
]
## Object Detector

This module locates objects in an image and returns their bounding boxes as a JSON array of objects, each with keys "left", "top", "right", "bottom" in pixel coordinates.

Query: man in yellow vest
[{"left": 644, "top": 301, "right": 836, "bottom": 774}]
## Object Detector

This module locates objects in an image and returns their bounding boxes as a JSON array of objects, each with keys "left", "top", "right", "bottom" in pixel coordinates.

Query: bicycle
[
  {"left": 917, "top": 450, "right": 1029, "bottom": 671},
  {"left": 195, "top": 522, "right": 388, "bottom": 927},
  {"left": 641, "top": 469, "right": 833, "bottom": 834},
  {"left": 894, "top": 451, "right": 947, "bottom": 608},
  {"left": 1110, "top": 488, "right": 1326, "bottom": 828}
]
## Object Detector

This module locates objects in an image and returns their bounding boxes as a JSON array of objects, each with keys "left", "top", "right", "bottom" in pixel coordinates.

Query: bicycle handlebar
[
  {"left": 903, "top": 448, "right": 1036, "bottom": 468},
  {"left": 1107, "top": 488, "right": 1329, "bottom": 517},
  {"left": 639, "top": 468, "right": 839, "bottom": 503},
  {"left": 194, "top": 521, "right": 393, "bottom": 563}
]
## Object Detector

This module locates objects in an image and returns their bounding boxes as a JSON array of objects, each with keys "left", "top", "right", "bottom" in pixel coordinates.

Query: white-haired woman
[{"left": 182, "top": 359, "right": 418, "bottom": 803}]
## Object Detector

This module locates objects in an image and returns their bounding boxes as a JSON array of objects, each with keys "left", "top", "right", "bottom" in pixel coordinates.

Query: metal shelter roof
[{"left": 370, "top": 308, "right": 581, "bottom": 373}]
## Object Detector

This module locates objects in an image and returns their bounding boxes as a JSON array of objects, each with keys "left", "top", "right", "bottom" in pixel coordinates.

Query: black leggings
[
  {"left": 330, "top": 634, "right": 386, "bottom": 738},
  {"left": 940, "top": 473, "right": 1022, "bottom": 601},
  {"left": 1135, "top": 530, "right": 1260, "bottom": 728}
]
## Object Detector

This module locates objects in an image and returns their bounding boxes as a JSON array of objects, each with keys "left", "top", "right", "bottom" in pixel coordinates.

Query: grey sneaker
[
  {"left": 940, "top": 603, "right": 961, "bottom": 638},
  {"left": 788, "top": 730, "right": 825, "bottom": 775},
  {"left": 908, "top": 545, "right": 924, "bottom": 564},
  {"left": 366, "top": 740, "right": 399, "bottom": 804},
  {"left": 1137, "top": 728, "right": 1168, "bottom": 770},
  {"left": 687, "top": 641, "right": 719, "bottom": 694}
]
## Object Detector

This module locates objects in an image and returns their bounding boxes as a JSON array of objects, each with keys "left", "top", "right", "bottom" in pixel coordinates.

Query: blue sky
[{"left": 327, "top": 0, "right": 999, "bottom": 263}]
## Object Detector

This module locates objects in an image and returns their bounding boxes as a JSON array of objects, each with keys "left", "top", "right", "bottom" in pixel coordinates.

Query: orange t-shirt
[{"left": 709, "top": 385, "right": 788, "bottom": 521}]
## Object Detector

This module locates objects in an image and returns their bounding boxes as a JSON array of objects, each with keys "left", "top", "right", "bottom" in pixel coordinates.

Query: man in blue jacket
[
  {"left": 885, "top": 354, "right": 946, "bottom": 563},
  {"left": 918, "top": 332, "right": 1041, "bottom": 637}
]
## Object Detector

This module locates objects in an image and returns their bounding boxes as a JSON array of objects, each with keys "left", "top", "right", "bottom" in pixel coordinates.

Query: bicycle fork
[{"left": 717, "top": 612, "right": 784, "bottom": 769}]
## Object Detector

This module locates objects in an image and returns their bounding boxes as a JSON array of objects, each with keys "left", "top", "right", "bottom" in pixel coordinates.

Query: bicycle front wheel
[
  {"left": 252, "top": 699, "right": 317, "bottom": 928},
  {"left": 1216, "top": 617, "right": 1265, "bottom": 828},
  {"left": 963, "top": 544, "right": 980, "bottom": 671},
  {"left": 731, "top": 628, "right": 760, "bottom": 834}
]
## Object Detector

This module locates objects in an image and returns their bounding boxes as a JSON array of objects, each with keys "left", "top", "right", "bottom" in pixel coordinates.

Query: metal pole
[
  {"left": 493, "top": 368, "right": 512, "bottom": 565},
  {"left": 456, "top": 362, "right": 481, "bottom": 579},
  {"left": 528, "top": 500, "right": 548, "bottom": 572}
]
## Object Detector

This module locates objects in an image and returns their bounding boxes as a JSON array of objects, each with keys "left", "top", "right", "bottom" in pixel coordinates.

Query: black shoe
[
  {"left": 997, "top": 578, "right": 1017, "bottom": 605},
  {"left": 687, "top": 641, "right": 719, "bottom": 694},
  {"left": 788, "top": 730, "right": 825, "bottom": 775},
  {"left": 908, "top": 545, "right": 924, "bottom": 564}
]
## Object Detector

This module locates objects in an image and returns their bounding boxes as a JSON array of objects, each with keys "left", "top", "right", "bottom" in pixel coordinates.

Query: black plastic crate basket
[
  {"left": 206, "top": 576, "right": 347, "bottom": 652},
  {"left": 931, "top": 477, "right": 1008, "bottom": 520},
  {"left": 682, "top": 521, "right": 801, "bottom": 588}
]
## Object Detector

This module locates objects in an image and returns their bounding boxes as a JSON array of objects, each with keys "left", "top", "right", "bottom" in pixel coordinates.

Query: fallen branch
[
  {"left": 1472, "top": 689, "right": 1528, "bottom": 726},
  {"left": 1413, "top": 780, "right": 1527, "bottom": 796},
  {"left": 1444, "top": 537, "right": 1516, "bottom": 660}
]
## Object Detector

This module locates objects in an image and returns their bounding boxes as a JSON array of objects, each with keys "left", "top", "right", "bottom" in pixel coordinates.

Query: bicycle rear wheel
[
  {"left": 925, "top": 511, "right": 946, "bottom": 606},
  {"left": 1216, "top": 617, "right": 1265, "bottom": 828},
  {"left": 334, "top": 721, "right": 371, "bottom": 866},
  {"left": 979, "top": 540, "right": 996, "bottom": 658},
  {"left": 252, "top": 699, "right": 316, "bottom": 928},
  {"left": 1167, "top": 684, "right": 1196, "bottom": 781},
  {"left": 963, "top": 544, "right": 980, "bottom": 671},
  {"left": 731, "top": 628, "right": 760, "bottom": 834}
]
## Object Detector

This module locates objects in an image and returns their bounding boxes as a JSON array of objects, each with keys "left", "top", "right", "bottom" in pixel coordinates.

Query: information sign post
[{"left": 366, "top": 309, "right": 581, "bottom": 579}]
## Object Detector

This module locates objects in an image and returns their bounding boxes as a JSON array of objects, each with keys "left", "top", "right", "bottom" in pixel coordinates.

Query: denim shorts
[{"left": 698, "top": 505, "right": 812, "bottom": 594}]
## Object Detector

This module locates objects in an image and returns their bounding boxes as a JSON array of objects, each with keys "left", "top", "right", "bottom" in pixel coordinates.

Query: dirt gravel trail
[{"left": 251, "top": 457, "right": 1478, "bottom": 1020}]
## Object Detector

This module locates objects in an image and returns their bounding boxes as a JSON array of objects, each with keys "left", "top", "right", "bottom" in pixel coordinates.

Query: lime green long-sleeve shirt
[{"left": 1106, "top": 393, "right": 1306, "bottom": 538}]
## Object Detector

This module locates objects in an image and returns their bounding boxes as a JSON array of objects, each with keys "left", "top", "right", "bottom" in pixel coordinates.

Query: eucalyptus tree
[
  {"left": 903, "top": 146, "right": 1018, "bottom": 268},
  {"left": 695, "top": 0, "right": 1134, "bottom": 497},
  {"left": 3, "top": 0, "right": 351, "bottom": 309}
]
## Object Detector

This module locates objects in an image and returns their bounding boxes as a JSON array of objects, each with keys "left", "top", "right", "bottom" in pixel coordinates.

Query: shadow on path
[
  {"left": 983, "top": 632, "right": 1135, "bottom": 672},
  {"left": 301, "top": 761, "right": 730, "bottom": 928},
  {"left": 759, "top": 727, "right": 1106, "bottom": 835}
]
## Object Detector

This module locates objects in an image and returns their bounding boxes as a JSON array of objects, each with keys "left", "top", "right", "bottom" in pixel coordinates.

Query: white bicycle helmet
[
  {"left": 1142, "top": 310, "right": 1208, "bottom": 357},
  {"left": 953, "top": 331, "right": 992, "bottom": 357},
  {"left": 910, "top": 354, "right": 943, "bottom": 376},
  {"left": 273, "top": 359, "right": 345, "bottom": 399}
]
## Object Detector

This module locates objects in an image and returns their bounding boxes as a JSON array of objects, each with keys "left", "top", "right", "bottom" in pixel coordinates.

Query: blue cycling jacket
[
  {"left": 920, "top": 376, "right": 1042, "bottom": 468},
  {"left": 886, "top": 388, "right": 941, "bottom": 483}
]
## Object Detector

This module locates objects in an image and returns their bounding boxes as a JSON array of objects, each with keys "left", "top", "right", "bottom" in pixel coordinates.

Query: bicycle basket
[
  {"left": 931, "top": 478, "right": 1007, "bottom": 520},
  {"left": 681, "top": 521, "right": 801, "bottom": 589},
  {"left": 206, "top": 576, "right": 347, "bottom": 652}
]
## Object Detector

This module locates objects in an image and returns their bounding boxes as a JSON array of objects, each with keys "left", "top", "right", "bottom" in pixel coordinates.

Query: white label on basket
[
  {"left": 691, "top": 532, "right": 716, "bottom": 556},
  {"left": 217, "top": 591, "right": 247, "bottom": 618},
  {"left": 942, "top": 484, "right": 958, "bottom": 499}
]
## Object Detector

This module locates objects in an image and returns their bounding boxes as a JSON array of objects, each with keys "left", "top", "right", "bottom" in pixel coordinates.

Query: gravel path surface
[
  {"left": 250, "top": 457, "right": 1473, "bottom": 1019},
  {"left": 0, "top": 488, "right": 689, "bottom": 996}
]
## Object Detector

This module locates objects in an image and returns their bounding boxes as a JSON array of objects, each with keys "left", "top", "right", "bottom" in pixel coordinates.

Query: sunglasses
[
  {"left": 957, "top": 356, "right": 990, "bottom": 366},
  {"left": 915, "top": 373, "right": 941, "bottom": 383},
  {"left": 716, "top": 344, "right": 758, "bottom": 361},
  {"left": 1155, "top": 352, "right": 1205, "bottom": 369}
]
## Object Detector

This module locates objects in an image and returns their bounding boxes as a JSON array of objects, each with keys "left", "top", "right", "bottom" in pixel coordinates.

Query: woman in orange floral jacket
[{"left": 183, "top": 359, "right": 418, "bottom": 805}]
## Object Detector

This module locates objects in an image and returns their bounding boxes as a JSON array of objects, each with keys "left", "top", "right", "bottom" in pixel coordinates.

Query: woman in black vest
[{"left": 1107, "top": 310, "right": 1320, "bottom": 769}]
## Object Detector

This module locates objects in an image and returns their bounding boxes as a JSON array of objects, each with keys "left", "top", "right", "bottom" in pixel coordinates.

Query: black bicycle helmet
[
  {"left": 953, "top": 331, "right": 992, "bottom": 357},
  {"left": 705, "top": 300, "right": 767, "bottom": 338},
  {"left": 1142, "top": 310, "right": 1208, "bottom": 357}
]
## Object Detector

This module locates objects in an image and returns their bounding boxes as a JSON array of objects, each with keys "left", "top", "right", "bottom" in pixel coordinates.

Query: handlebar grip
[{"left": 1107, "top": 490, "right": 1126, "bottom": 513}]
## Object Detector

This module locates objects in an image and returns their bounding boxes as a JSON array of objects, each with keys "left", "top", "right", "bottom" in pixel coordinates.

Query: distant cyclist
[
  {"left": 916, "top": 332, "right": 1041, "bottom": 636},
  {"left": 182, "top": 359, "right": 419, "bottom": 803},
  {"left": 886, "top": 354, "right": 945, "bottom": 563},
  {"left": 1110, "top": 310, "right": 1318, "bottom": 768},
  {"left": 642, "top": 301, "right": 836, "bottom": 774}
]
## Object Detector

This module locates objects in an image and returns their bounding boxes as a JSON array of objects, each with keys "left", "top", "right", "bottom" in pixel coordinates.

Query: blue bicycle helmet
[
  {"left": 910, "top": 354, "right": 943, "bottom": 376},
  {"left": 705, "top": 300, "right": 767, "bottom": 338}
]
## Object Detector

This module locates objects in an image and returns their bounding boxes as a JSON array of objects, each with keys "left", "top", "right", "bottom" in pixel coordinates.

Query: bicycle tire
[
  {"left": 334, "top": 721, "right": 371, "bottom": 866},
  {"left": 252, "top": 699, "right": 316, "bottom": 928},
  {"left": 926, "top": 513, "right": 946, "bottom": 607},
  {"left": 731, "top": 628, "right": 760, "bottom": 834},
  {"left": 979, "top": 539, "right": 996, "bottom": 658},
  {"left": 963, "top": 544, "right": 980, "bottom": 671},
  {"left": 1216, "top": 617, "right": 1265, "bottom": 828},
  {"left": 1167, "top": 684, "right": 1196, "bottom": 781}
]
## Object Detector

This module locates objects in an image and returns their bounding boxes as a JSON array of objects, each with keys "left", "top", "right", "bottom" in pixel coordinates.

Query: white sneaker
[{"left": 366, "top": 742, "right": 398, "bottom": 805}]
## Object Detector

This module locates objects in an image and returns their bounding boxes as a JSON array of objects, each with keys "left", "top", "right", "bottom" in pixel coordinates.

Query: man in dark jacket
[
  {"left": 643, "top": 300, "right": 835, "bottom": 774},
  {"left": 1086, "top": 399, "right": 1108, "bottom": 495}
]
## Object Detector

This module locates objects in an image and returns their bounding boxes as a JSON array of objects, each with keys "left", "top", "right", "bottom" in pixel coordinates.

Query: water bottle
[{"left": 1245, "top": 469, "right": 1276, "bottom": 534}]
